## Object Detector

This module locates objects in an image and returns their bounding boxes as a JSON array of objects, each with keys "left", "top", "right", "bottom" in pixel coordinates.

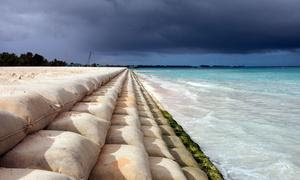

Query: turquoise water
[{"left": 135, "top": 67, "right": 300, "bottom": 180}]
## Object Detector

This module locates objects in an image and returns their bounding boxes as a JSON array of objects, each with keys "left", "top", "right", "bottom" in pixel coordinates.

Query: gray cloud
[{"left": 1, "top": 0, "right": 300, "bottom": 58}]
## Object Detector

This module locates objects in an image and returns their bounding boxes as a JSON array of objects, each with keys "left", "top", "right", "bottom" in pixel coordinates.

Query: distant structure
[{"left": 87, "top": 51, "right": 92, "bottom": 65}]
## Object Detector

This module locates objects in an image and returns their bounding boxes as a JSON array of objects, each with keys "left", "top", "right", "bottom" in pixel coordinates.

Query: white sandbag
[
  {"left": 140, "top": 117, "right": 159, "bottom": 127},
  {"left": 119, "top": 91, "right": 135, "bottom": 97},
  {"left": 69, "top": 78, "right": 96, "bottom": 94},
  {"left": 149, "top": 157, "right": 187, "bottom": 180},
  {"left": 138, "top": 105, "right": 150, "bottom": 112},
  {"left": 47, "top": 111, "right": 110, "bottom": 146},
  {"left": 82, "top": 95, "right": 116, "bottom": 107},
  {"left": 41, "top": 76, "right": 96, "bottom": 94},
  {"left": 0, "top": 110, "right": 27, "bottom": 155},
  {"left": 144, "top": 137, "right": 174, "bottom": 160},
  {"left": 0, "top": 130, "right": 100, "bottom": 180},
  {"left": 114, "top": 106, "right": 139, "bottom": 116},
  {"left": 139, "top": 110, "right": 154, "bottom": 118},
  {"left": 106, "top": 125, "right": 144, "bottom": 149},
  {"left": 156, "top": 116, "right": 170, "bottom": 125},
  {"left": 82, "top": 76, "right": 100, "bottom": 90},
  {"left": 111, "top": 115, "right": 141, "bottom": 129},
  {"left": 136, "top": 96, "right": 147, "bottom": 104},
  {"left": 182, "top": 167, "right": 208, "bottom": 180},
  {"left": 117, "top": 95, "right": 136, "bottom": 102},
  {"left": 0, "top": 92, "right": 59, "bottom": 133},
  {"left": 92, "top": 90, "right": 119, "bottom": 100},
  {"left": 116, "top": 100, "right": 137, "bottom": 108},
  {"left": 94, "top": 84, "right": 121, "bottom": 92},
  {"left": 94, "top": 74, "right": 107, "bottom": 85},
  {"left": 72, "top": 102, "right": 114, "bottom": 121},
  {"left": 33, "top": 84, "right": 79, "bottom": 111},
  {"left": 90, "top": 144, "right": 152, "bottom": 180},
  {"left": 160, "top": 125, "right": 176, "bottom": 136},
  {"left": 170, "top": 148, "right": 199, "bottom": 168},
  {"left": 141, "top": 126, "right": 162, "bottom": 139},
  {"left": 0, "top": 84, "right": 78, "bottom": 112},
  {"left": 163, "top": 135, "right": 185, "bottom": 148},
  {"left": 0, "top": 168, "right": 75, "bottom": 180},
  {"left": 32, "top": 79, "right": 88, "bottom": 102}
]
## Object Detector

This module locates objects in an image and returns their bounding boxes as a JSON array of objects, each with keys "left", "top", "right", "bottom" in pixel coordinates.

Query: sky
[{"left": 0, "top": 0, "right": 300, "bottom": 66}]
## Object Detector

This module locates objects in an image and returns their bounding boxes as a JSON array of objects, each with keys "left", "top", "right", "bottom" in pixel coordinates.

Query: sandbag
[
  {"left": 0, "top": 130, "right": 100, "bottom": 180},
  {"left": 114, "top": 106, "right": 139, "bottom": 116},
  {"left": 82, "top": 95, "right": 116, "bottom": 107},
  {"left": 60, "top": 77, "right": 96, "bottom": 95},
  {"left": 80, "top": 77, "right": 99, "bottom": 93},
  {"left": 139, "top": 110, "right": 154, "bottom": 119},
  {"left": 117, "top": 96, "right": 136, "bottom": 103},
  {"left": 138, "top": 105, "right": 151, "bottom": 112},
  {"left": 140, "top": 117, "right": 159, "bottom": 127},
  {"left": 0, "top": 168, "right": 75, "bottom": 180},
  {"left": 141, "top": 126, "right": 162, "bottom": 139},
  {"left": 106, "top": 125, "right": 144, "bottom": 150},
  {"left": 116, "top": 100, "right": 137, "bottom": 108},
  {"left": 182, "top": 167, "right": 208, "bottom": 180},
  {"left": 155, "top": 115, "right": 169, "bottom": 125},
  {"left": 93, "top": 74, "right": 106, "bottom": 86},
  {"left": 34, "top": 85, "right": 80, "bottom": 111},
  {"left": 47, "top": 111, "right": 110, "bottom": 146},
  {"left": 111, "top": 115, "right": 141, "bottom": 129},
  {"left": 0, "top": 92, "right": 59, "bottom": 133},
  {"left": 0, "top": 110, "right": 27, "bottom": 155},
  {"left": 136, "top": 97, "right": 147, "bottom": 104},
  {"left": 160, "top": 125, "right": 176, "bottom": 136},
  {"left": 91, "top": 90, "right": 116, "bottom": 99},
  {"left": 119, "top": 92, "right": 135, "bottom": 98},
  {"left": 144, "top": 137, "right": 174, "bottom": 160},
  {"left": 170, "top": 148, "right": 199, "bottom": 168},
  {"left": 72, "top": 102, "right": 114, "bottom": 121},
  {"left": 33, "top": 80, "right": 88, "bottom": 104},
  {"left": 90, "top": 144, "right": 152, "bottom": 180},
  {"left": 0, "top": 84, "right": 79, "bottom": 112},
  {"left": 149, "top": 157, "right": 187, "bottom": 180},
  {"left": 163, "top": 135, "right": 185, "bottom": 148}
]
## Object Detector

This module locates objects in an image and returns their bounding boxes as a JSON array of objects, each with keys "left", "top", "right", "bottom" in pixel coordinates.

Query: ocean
[{"left": 135, "top": 67, "right": 300, "bottom": 180}]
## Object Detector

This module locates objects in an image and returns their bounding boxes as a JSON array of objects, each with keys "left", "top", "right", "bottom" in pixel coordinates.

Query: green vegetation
[
  {"left": 161, "top": 110, "right": 224, "bottom": 180},
  {"left": 0, "top": 52, "right": 67, "bottom": 66}
]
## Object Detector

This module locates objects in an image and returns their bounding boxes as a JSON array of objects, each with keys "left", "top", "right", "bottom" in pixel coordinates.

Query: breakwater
[{"left": 0, "top": 67, "right": 211, "bottom": 180}]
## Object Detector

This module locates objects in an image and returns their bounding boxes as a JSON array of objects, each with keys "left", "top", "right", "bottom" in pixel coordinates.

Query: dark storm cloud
[{"left": 1, "top": 0, "right": 300, "bottom": 54}]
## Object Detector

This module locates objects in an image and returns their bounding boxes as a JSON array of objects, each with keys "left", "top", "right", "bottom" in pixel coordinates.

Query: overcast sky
[{"left": 1, "top": 0, "right": 300, "bottom": 65}]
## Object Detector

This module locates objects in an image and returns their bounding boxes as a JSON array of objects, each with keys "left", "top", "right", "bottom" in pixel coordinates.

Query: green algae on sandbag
[{"left": 160, "top": 110, "right": 223, "bottom": 180}]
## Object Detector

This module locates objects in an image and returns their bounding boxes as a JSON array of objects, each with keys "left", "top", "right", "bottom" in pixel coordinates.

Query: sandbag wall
[
  {"left": 131, "top": 75, "right": 187, "bottom": 180},
  {"left": 89, "top": 72, "right": 152, "bottom": 179},
  {"left": 89, "top": 71, "right": 203, "bottom": 180},
  {"left": 0, "top": 68, "right": 126, "bottom": 179},
  {"left": 1, "top": 68, "right": 207, "bottom": 180},
  {"left": 132, "top": 73, "right": 209, "bottom": 180}
]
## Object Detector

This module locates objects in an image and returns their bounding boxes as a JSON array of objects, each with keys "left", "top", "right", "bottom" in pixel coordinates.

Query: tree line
[{"left": 0, "top": 52, "right": 68, "bottom": 66}]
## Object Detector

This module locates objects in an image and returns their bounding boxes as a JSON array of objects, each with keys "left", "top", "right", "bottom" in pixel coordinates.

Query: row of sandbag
[
  {"left": 131, "top": 75, "right": 189, "bottom": 180},
  {"left": 0, "top": 68, "right": 125, "bottom": 156},
  {"left": 0, "top": 69, "right": 128, "bottom": 179},
  {"left": 133, "top": 73, "right": 208, "bottom": 180},
  {"left": 87, "top": 71, "right": 187, "bottom": 179},
  {"left": 88, "top": 72, "right": 153, "bottom": 179}
]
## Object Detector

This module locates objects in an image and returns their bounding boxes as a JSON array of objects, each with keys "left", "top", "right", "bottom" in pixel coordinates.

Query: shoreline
[{"left": 133, "top": 72, "right": 224, "bottom": 180}]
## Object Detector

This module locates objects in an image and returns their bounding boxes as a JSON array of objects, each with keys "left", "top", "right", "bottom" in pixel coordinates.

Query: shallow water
[{"left": 135, "top": 67, "right": 300, "bottom": 180}]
